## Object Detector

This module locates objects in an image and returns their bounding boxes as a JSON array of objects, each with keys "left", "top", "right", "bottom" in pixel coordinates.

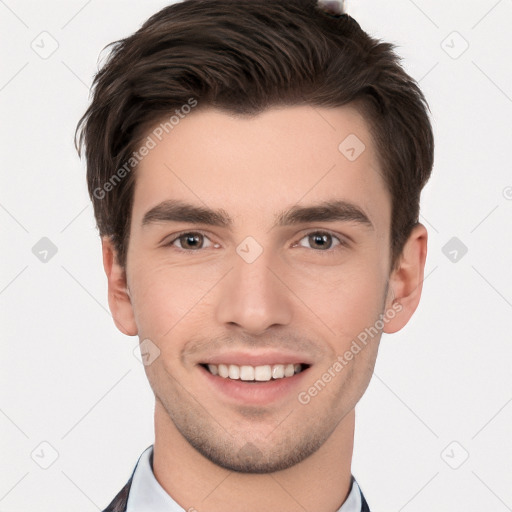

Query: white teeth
[
  {"left": 240, "top": 365, "right": 254, "bottom": 381},
  {"left": 284, "top": 363, "right": 295, "bottom": 377},
  {"left": 254, "top": 365, "right": 271, "bottom": 381},
  {"left": 272, "top": 365, "right": 284, "bottom": 379},
  {"left": 218, "top": 364, "right": 229, "bottom": 378},
  {"left": 228, "top": 364, "right": 240, "bottom": 379},
  {"left": 205, "top": 363, "right": 305, "bottom": 381}
]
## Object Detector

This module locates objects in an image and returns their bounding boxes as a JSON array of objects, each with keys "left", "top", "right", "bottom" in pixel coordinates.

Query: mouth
[
  {"left": 197, "top": 352, "right": 314, "bottom": 405},
  {"left": 200, "top": 362, "right": 310, "bottom": 382}
]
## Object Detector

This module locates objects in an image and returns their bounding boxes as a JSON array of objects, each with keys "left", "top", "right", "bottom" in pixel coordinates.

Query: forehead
[{"left": 131, "top": 104, "right": 390, "bottom": 234}]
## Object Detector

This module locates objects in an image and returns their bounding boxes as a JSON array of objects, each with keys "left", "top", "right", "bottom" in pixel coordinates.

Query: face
[{"left": 115, "top": 105, "right": 401, "bottom": 473}]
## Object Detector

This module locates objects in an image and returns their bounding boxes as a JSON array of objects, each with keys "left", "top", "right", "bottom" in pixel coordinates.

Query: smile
[{"left": 203, "top": 363, "right": 308, "bottom": 382}]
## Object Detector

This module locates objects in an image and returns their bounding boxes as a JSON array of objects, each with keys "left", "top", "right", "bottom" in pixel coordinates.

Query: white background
[{"left": 1, "top": 1, "right": 511, "bottom": 511}]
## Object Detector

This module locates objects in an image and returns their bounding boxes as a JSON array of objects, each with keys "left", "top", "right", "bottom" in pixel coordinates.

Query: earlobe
[
  {"left": 101, "top": 236, "right": 138, "bottom": 336},
  {"left": 383, "top": 223, "right": 428, "bottom": 334}
]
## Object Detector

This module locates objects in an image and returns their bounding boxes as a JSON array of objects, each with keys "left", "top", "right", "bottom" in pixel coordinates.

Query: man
[{"left": 75, "top": 0, "right": 434, "bottom": 510}]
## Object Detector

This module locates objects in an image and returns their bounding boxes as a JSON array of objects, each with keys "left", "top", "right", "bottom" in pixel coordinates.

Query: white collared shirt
[{"left": 127, "top": 445, "right": 363, "bottom": 512}]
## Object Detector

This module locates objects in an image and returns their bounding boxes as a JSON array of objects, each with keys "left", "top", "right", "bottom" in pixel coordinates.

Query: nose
[{"left": 214, "top": 249, "right": 294, "bottom": 335}]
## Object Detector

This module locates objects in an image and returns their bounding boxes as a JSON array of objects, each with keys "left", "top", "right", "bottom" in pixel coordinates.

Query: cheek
[
  {"left": 290, "top": 262, "right": 387, "bottom": 342},
  {"left": 129, "top": 261, "right": 226, "bottom": 339}
]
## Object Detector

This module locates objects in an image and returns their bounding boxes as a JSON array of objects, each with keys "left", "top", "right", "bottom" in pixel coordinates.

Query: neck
[{"left": 152, "top": 400, "right": 355, "bottom": 512}]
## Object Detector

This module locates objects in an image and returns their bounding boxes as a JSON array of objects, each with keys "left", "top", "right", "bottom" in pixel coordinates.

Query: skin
[{"left": 102, "top": 104, "right": 427, "bottom": 512}]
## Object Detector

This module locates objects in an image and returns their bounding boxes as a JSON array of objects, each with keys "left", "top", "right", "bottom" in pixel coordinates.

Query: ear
[
  {"left": 101, "top": 236, "right": 138, "bottom": 336},
  {"left": 383, "top": 223, "right": 428, "bottom": 334}
]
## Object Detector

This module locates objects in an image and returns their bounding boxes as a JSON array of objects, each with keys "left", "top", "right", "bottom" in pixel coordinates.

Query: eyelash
[{"left": 163, "top": 230, "right": 349, "bottom": 254}]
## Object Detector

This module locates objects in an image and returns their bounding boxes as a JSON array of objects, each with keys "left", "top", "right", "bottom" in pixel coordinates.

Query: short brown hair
[{"left": 75, "top": 0, "right": 434, "bottom": 272}]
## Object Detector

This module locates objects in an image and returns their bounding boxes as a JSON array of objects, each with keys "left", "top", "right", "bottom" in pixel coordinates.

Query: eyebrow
[{"left": 141, "top": 199, "right": 374, "bottom": 231}]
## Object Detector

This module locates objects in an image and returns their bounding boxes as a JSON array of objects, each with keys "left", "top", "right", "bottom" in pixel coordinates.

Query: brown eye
[
  {"left": 297, "top": 231, "right": 344, "bottom": 251},
  {"left": 179, "top": 233, "right": 203, "bottom": 250},
  {"left": 168, "top": 232, "right": 214, "bottom": 251}
]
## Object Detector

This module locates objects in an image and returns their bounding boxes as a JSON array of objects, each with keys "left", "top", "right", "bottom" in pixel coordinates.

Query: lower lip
[{"left": 199, "top": 365, "right": 310, "bottom": 406}]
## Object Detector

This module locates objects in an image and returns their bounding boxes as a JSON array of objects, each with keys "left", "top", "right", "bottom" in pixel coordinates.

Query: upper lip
[{"left": 199, "top": 351, "right": 314, "bottom": 367}]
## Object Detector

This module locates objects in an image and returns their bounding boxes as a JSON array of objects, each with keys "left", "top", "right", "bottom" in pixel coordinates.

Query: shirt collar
[{"left": 127, "top": 445, "right": 363, "bottom": 512}]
